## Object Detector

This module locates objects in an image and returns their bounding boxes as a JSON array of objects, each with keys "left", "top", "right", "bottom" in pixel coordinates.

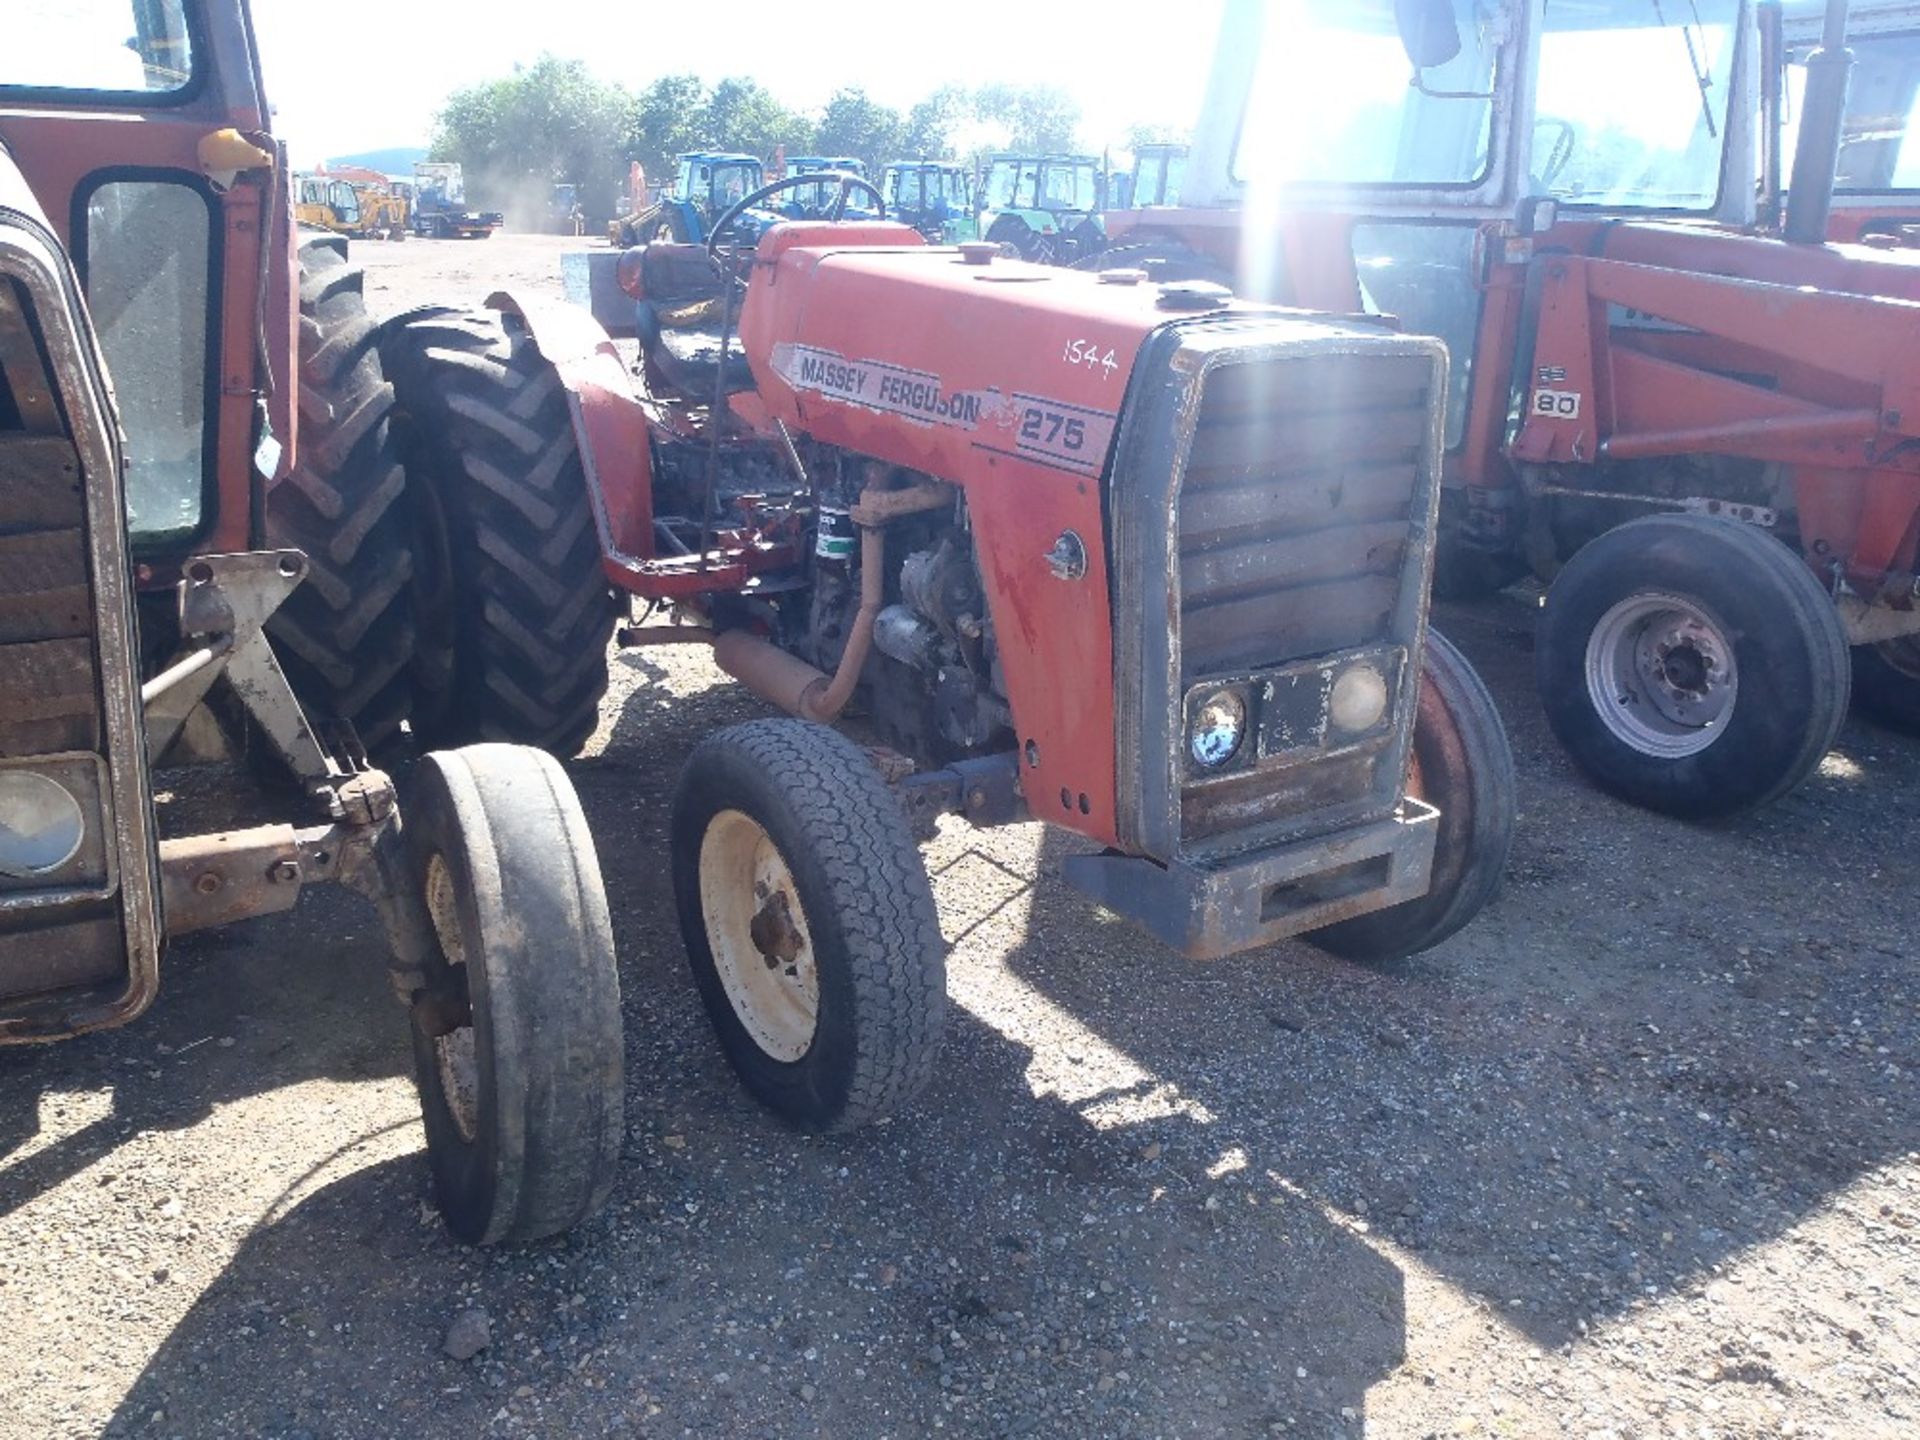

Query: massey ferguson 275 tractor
[
  {"left": 1106, "top": 0, "right": 1920, "bottom": 819},
  {"left": 412, "top": 158, "right": 1518, "bottom": 1130},
  {"left": 1, "top": 1, "right": 623, "bottom": 1244}
]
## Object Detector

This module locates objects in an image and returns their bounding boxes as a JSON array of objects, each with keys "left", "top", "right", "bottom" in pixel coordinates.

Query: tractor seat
[
  {"left": 637, "top": 241, "right": 723, "bottom": 306},
  {"left": 649, "top": 323, "right": 756, "bottom": 397}
]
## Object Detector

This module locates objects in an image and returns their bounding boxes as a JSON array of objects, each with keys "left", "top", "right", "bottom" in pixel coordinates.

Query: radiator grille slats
[
  {"left": 1177, "top": 355, "right": 1431, "bottom": 683},
  {"left": 0, "top": 437, "right": 98, "bottom": 756}
]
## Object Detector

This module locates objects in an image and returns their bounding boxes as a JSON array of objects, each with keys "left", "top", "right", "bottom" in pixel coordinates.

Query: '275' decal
[{"left": 772, "top": 342, "right": 1117, "bottom": 476}]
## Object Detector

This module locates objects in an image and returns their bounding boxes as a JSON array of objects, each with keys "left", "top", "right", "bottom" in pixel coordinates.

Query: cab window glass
[
  {"left": 1, "top": 0, "right": 194, "bottom": 95},
  {"left": 1235, "top": 0, "right": 1500, "bottom": 187},
  {"left": 83, "top": 180, "right": 212, "bottom": 543}
]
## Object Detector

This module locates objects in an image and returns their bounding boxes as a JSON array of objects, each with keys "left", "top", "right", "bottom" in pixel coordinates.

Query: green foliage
[
  {"left": 1124, "top": 121, "right": 1192, "bottom": 151},
  {"left": 901, "top": 86, "right": 968, "bottom": 161},
  {"left": 972, "top": 84, "right": 1083, "bottom": 155},
  {"left": 626, "top": 74, "right": 708, "bottom": 183},
  {"left": 431, "top": 54, "right": 631, "bottom": 226},
  {"left": 814, "top": 88, "right": 903, "bottom": 173},
  {"left": 704, "top": 78, "right": 817, "bottom": 166},
  {"left": 432, "top": 63, "right": 1105, "bottom": 224}
]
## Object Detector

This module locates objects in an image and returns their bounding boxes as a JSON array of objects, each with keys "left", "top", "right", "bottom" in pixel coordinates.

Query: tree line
[{"left": 430, "top": 56, "right": 1127, "bottom": 227}]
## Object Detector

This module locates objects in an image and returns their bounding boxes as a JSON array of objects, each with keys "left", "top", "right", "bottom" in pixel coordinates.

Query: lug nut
[
  {"left": 269, "top": 860, "right": 300, "bottom": 884},
  {"left": 193, "top": 872, "right": 221, "bottom": 895}
]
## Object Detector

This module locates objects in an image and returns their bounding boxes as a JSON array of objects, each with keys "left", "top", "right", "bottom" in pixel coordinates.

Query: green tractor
[{"left": 977, "top": 152, "right": 1105, "bottom": 263}]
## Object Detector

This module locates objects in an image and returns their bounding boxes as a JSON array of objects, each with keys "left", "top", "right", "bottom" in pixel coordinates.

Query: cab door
[{"left": 0, "top": 0, "right": 294, "bottom": 559}]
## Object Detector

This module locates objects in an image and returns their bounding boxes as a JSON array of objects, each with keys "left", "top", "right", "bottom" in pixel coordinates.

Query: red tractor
[
  {"left": 434, "top": 168, "right": 1520, "bottom": 1128},
  {"left": 4, "top": 0, "right": 1517, "bottom": 1188},
  {"left": 0, "top": 0, "right": 624, "bottom": 1244},
  {"left": 1105, "top": 0, "right": 1920, "bottom": 819}
]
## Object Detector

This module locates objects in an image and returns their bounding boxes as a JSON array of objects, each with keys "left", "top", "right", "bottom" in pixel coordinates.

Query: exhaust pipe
[
  {"left": 1783, "top": 0, "right": 1854, "bottom": 244},
  {"left": 713, "top": 525, "right": 884, "bottom": 724}
]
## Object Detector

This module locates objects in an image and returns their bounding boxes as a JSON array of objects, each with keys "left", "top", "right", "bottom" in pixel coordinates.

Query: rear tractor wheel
[
  {"left": 1311, "top": 629, "right": 1516, "bottom": 964},
  {"left": 263, "top": 235, "right": 418, "bottom": 752},
  {"left": 380, "top": 306, "right": 617, "bottom": 757},
  {"left": 1536, "top": 514, "right": 1849, "bottom": 818},
  {"left": 406, "top": 744, "right": 624, "bottom": 1245},
  {"left": 1852, "top": 635, "right": 1920, "bottom": 734},
  {"left": 670, "top": 720, "right": 947, "bottom": 1132}
]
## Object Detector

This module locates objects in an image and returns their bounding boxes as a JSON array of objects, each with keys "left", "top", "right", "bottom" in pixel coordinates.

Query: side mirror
[{"left": 1395, "top": 0, "right": 1463, "bottom": 71}]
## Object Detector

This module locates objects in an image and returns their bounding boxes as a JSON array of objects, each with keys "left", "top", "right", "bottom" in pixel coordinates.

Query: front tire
[
  {"left": 1311, "top": 629, "right": 1516, "bottom": 963},
  {"left": 670, "top": 720, "right": 947, "bottom": 1132},
  {"left": 406, "top": 744, "right": 624, "bottom": 1246},
  {"left": 380, "top": 306, "right": 617, "bottom": 756},
  {"left": 1537, "top": 514, "right": 1849, "bottom": 818},
  {"left": 263, "top": 236, "right": 417, "bottom": 751}
]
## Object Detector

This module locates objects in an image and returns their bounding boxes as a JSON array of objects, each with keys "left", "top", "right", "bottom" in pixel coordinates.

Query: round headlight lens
[
  {"left": 0, "top": 771, "right": 87, "bottom": 878},
  {"left": 1189, "top": 689, "right": 1247, "bottom": 768},
  {"left": 1329, "top": 663, "right": 1389, "bottom": 734}
]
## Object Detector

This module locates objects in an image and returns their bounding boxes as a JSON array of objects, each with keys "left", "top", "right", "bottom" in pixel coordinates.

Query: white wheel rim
[
  {"left": 1584, "top": 591, "right": 1738, "bottom": 759},
  {"left": 698, "top": 809, "right": 820, "bottom": 1063},
  {"left": 424, "top": 853, "right": 480, "bottom": 1142}
]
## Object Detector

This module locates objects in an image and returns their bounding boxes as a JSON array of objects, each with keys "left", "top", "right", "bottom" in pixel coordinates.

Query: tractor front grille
[
  {"left": 1108, "top": 316, "right": 1444, "bottom": 864},
  {"left": 0, "top": 220, "right": 160, "bottom": 1036},
  {"left": 1176, "top": 355, "right": 1432, "bottom": 680}
]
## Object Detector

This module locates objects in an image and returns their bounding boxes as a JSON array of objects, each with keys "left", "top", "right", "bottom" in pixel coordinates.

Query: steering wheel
[
  {"left": 1534, "top": 116, "right": 1577, "bottom": 190},
  {"left": 704, "top": 171, "right": 888, "bottom": 267}
]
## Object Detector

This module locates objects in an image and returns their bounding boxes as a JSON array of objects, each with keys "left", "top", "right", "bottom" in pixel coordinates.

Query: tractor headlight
[
  {"left": 1188, "top": 689, "right": 1247, "bottom": 769},
  {"left": 0, "top": 770, "right": 87, "bottom": 878},
  {"left": 1329, "top": 663, "right": 1389, "bottom": 735}
]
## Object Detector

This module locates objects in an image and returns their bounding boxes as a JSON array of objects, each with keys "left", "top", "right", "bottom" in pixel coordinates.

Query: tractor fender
[{"left": 480, "top": 290, "right": 656, "bottom": 569}]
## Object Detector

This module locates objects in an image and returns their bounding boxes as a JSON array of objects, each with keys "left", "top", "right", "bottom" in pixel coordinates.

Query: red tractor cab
[{"left": 1109, "top": 0, "right": 1920, "bottom": 817}]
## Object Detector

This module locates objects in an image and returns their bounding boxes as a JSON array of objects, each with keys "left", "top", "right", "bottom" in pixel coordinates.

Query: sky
[{"left": 249, "top": 0, "right": 1226, "bottom": 168}]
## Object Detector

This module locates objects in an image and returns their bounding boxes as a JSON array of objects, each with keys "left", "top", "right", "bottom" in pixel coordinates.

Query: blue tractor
[
  {"left": 778, "top": 156, "right": 878, "bottom": 220},
  {"left": 614, "top": 152, "right": 785, "bottom": 246}
]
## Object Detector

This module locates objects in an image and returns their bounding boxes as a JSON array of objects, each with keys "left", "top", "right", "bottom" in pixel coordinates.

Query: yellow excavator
[{"left": 293, "top": 172, "right": 406, "bottom": 240}]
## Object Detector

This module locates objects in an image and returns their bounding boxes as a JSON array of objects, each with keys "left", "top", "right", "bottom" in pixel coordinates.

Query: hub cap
[
  {"left": 424, "top": 853, "right": 480, "bottom": 1142},
  {"left": 1584, "top": 592, "right": 1738, "bottom": 759},
  {"left": 698, "top": 810, "right": 819, "bottom": 1062}
]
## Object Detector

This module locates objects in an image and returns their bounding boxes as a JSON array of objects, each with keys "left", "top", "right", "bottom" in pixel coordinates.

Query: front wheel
[
  {"left": 670, "top": 719, "right": 947, "bottom": 1132},
  {"left": 1311, "top": 629, "right": 1516, "bottom": 964},
  {"left": 407, "top": 744, "right": 625, "bottom": 1246},
  {"left": 1537, "top": 514, "right": 1849, "bottom": 818}
]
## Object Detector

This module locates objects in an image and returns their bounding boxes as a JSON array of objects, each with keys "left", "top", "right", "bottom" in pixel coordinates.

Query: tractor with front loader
[
  {"left": 614, "top": 152, "right": 779, "bottom": 247},
  {"left": 0, "top": 0, "right": 622, "bottom": 1245},
  {"left": 1106, "top": 0, "right": 1920, "bottom": 818}
]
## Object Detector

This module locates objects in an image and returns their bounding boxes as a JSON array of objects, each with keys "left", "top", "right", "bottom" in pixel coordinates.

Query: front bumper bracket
[{"left": 1060, "top": 801, "right": 1440, "bottom": 960}]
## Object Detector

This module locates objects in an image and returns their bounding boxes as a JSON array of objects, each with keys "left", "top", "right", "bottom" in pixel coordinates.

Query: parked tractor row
[{"left": 605, "top": 146, "right": 1189, "bottom": 258}]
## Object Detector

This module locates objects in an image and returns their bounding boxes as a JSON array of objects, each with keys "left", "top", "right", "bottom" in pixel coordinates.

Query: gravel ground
[{"left": 1, "top": 233, "right": 1916, "bottom": 1440}]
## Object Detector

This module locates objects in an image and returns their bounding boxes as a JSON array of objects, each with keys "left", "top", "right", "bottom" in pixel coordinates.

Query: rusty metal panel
[
  {"left": 0, "top": 436, "right": 85, "bottom": 524},
  {"left": 0, "top": 529, "right": 89, "bottom": 646},
  {"left": 0, "top": 639, "right": 98, "bottom": 725},
  {"left": 0, "top": 913, "right": 126, "bottom": 1004}
]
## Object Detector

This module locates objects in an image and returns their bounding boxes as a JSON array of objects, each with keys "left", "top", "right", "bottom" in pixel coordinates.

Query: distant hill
[{"left": 321, "top": 145, "right": 428, "bottom": 177}]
